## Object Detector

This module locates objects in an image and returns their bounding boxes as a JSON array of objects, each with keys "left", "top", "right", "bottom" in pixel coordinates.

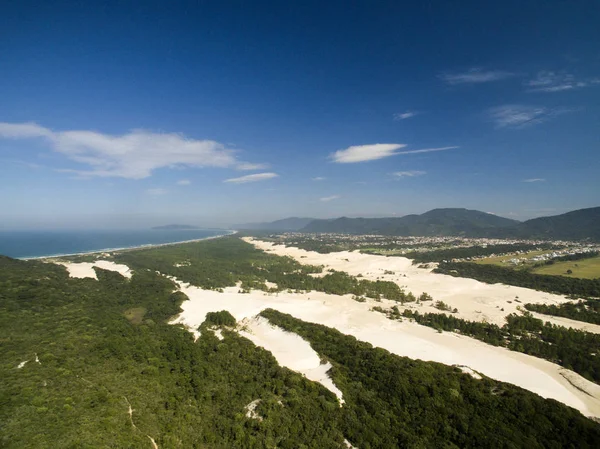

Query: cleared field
[
  {"left": 532, "top": 256, "right": 600, "bottom": 279},
  {"left": 475, "top": 249, "right": 550, "bottom": 266}
]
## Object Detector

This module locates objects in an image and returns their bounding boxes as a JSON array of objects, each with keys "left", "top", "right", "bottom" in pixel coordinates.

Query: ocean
[{"left": 0, "top": 229, "right": 232, "bottom": 259}]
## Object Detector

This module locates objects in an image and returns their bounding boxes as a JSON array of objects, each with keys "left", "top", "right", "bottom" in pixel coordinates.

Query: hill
[
  {"left": 498, "top": 207, "right": 600, "bottom": 241},
  {"left": 300, "top": 207, "right": 600, "bottom": 241},
  {"left": 236, "top": 217, "right": 315, "bottom": 231},
  {"left": 302, "top": 208, "right": 519, "bottom": 236}
]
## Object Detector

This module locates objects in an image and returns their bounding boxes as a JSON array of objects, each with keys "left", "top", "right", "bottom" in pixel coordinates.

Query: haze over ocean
[{"left": 0, "top": 229, "right": 230, "bottom": 259}]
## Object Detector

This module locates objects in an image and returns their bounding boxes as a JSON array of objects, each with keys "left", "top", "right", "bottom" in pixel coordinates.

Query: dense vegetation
[
  {"left": 394, "top": 309, "right": 600, "bottom": 383},
  {"left": 205, "top": 310, "right": 237, "bottom": 327},
  {"left": 262, "top": 309, "right": 600, "bottom": 448},
  {"left": 435, "top": 261, "right": 600, "bottom": 297},
  {"left": 525, "top": 300, "right": 600, "bottom": 325},
  {"left": 113, "top": 237, "right": 412, "bottom": 302},
  {"left": 0, "top": 255, "right": 346, "bottom": 448}
]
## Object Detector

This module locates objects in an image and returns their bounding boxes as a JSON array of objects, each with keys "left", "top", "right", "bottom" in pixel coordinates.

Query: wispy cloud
[
  {"left": 330, "top": 143, "right": 406, "bottom": 163},
  {"left": 523, "top": 178, "right": 545, "bottom": 183},
  {"left": 0, "top": 122, "right": 267, "bottom": 180},
  {"left": 393, "top": 170, "right": 426, "bottom": 178},
  {"left": 393, "top": 111, "right": 419, "bottom": 120},
  {"left": 396, "top": 146, "right": 458, "bottom": 155},
  {"left": 439, "top": 68, "right": 515, "bottom": 85},
  {"left": 147, "top": 188, "right": 167, "bottom": 195},
  {"left": 223, "top": 172, "right": 279, "bottom": 184},
  {"left": 312, "top": 176, "right": 326, "bottom": 181},
  {"left": 330, "top": 143, "right": 457, "bottom": 163},
  {"left": 320, "top": 195, "right": 340, "bottom": 202},
  {"left": 177, "top": 179, "right": 191, "bottom": 185},
  {"left": 526, "top": 71, "right": 599, "bottom": 93},
  {"left": 488, "top": 105, "right": 573, "bottom": 128},
  {"left": 236, "top": 162, "right": 271, "bottom": 171}
]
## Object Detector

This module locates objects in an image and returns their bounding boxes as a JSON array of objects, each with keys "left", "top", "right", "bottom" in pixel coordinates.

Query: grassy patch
[
  {"left": 531, "top": 256, "right": 600, "bottom": 279},
  {"left": 123, "top": 307, "right": 147, "bottom": 324}
]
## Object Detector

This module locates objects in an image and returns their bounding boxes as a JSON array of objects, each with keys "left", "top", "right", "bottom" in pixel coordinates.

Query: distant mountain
[
  {"left": 299, "top": 207, "right": 600, "bottom": 241},
  {"left": 152, "top": 224, "right": 200, "bottom": 230},
  {"left": 495, "top": 207, "right": 600, "bottom": 241},
  {"left": 236, "top": 217, "right": 316, "bottom": 231},
  {"left": 302, "top": 209, "right": 520, "bottom": 237}
]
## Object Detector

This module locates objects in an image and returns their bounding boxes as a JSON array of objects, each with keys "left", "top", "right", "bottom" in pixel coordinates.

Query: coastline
[{"left": 22, "top": 229, "right": 238, "bottom": 260}]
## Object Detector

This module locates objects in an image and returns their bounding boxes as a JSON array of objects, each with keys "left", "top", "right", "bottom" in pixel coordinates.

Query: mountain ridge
[
  {"left": 302, "top": 208, "right": 521, "bottom": 237},
  {"left": 246, "top": 207, "right": 599, "bottom": 241},
  {"left": 236, "top": 217, "right": 316, "bottom": 231}
]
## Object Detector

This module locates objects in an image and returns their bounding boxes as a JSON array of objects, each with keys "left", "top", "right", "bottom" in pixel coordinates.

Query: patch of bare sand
[
  {"left": 55, "top": 260, "right": 132, "bottom": 279},
  {"left": 245, "top": 238, "right": 597, "bottom": 334},
  {"left": 169, "top": 279, "right": 600, "bottom": 419}
]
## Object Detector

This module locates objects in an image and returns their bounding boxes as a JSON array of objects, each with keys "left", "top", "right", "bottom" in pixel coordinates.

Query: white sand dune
[
  {"left": 56, "top": 260, "right": 132, "bottom": 279},
  {"left": 170, "top": 279, "right": 600, "bottom": 419},
  {"left": 246, "top": 238, "right": 597, "bottom": 334},
  {"left": 239, "top": 315, "right": 344, "bottom": 403}
]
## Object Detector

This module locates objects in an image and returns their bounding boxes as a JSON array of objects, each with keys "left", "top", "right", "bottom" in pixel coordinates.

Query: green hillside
[{"left": 302, "top": 208, "right": 519, "bottom": 236}]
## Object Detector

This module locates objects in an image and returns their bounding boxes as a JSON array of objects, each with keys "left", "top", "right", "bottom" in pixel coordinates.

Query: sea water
[{"left": 0, "top": 229, "right": 232, "bottom": 259}]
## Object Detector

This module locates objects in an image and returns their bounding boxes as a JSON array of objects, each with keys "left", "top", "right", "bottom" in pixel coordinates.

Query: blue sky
[{"left": 1, "top": 0, "right": 599, "bottom": 229}]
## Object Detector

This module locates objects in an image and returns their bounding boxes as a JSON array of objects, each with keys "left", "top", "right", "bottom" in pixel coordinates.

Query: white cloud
[
  {"left": 330, "top": 144, "right": 457, "bottom": 163},
  {"left": 312, "top": 176, "right": 326, "bottom": 181},
  {"left": 320, "top": 195, "right": 340, "bottom": 202},
  {"left": 526, "top": 71, "right": 598, "bottom": 92},
  {"left": 488, "top": 105, "right": 572, "bottom": 128},
  {"left": 147, "top": 188, "right": 167, "bottom": 195},
  {"left": 177, "top": 179, "right": 191, "bottom": 185},
  {"left": 236, "top": 162, "right": 270, "bottom": 171},
  {"left": 0, "top": 122, "right": 268, "bottom": 179},
  {"left": 0, "top": 122, "right": 53, "bottom": 138},
  {"left": 330, "top": 143, "right": 407, "bottom": 163},
  {"left": 393, "top": 170, "right": 426, "bottom": 178},
  {"left": 439, "top": 68, "right": 515, "bottom": 85},
  {"left": 523, "top": 178, "right": 545, "bottom": 183},
  {"left": 395, "top": 146, "right": 458, "bottom": 155},
  {"left": 224, "top": 172, "right": 279, "bottom": 184},
  {"left": 393, "top": 111, "right": 419, "bottom": 120}
]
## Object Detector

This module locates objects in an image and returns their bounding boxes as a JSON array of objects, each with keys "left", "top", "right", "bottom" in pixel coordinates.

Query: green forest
[{"left": 2, "top": 236, "right": 600, "bottom": 447}]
